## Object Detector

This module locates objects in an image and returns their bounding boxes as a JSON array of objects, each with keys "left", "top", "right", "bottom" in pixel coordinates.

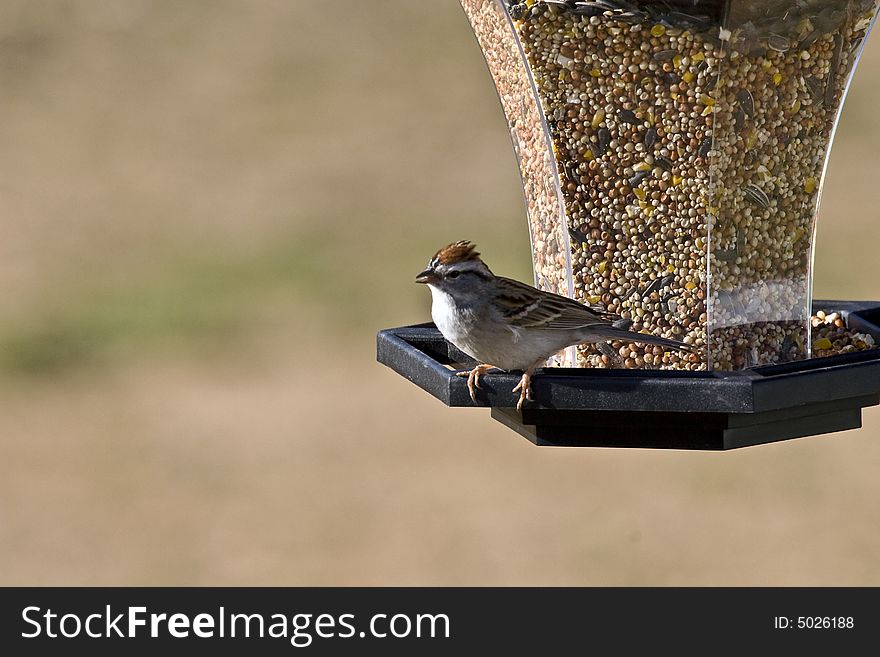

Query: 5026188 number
[
  {"left": 799, "top": 617, "right": 854, "bottom": 629},
  {"left": 774, "top": 616, "right": 854, "bottom": 629}
]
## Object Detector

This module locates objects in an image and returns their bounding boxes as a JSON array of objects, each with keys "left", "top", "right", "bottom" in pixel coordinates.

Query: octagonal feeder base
[{"left": 377, "top": 301, "right": 880, "bottom": 450}]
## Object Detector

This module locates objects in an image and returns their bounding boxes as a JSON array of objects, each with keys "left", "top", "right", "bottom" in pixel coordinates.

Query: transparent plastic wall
[{"left": 460, "top": 0, "right": 880, "bottom": 371}]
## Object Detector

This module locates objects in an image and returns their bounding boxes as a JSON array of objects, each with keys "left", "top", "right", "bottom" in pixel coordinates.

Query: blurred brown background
[{"left": 0, "top": 0, "right": 878, "bottom": 585}]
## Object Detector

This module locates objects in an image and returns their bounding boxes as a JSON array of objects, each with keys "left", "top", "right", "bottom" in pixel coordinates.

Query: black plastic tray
[{"left": 377, "top": 300, "right": 880, "bottom": 450}]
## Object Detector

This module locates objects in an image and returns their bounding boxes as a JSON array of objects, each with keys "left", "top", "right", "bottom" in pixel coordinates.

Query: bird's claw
[
  {"left": 457, "top": 365, "right": 536, "bottom": 409},
  {"left": 456, "top": 365, "right": 494, "bottom": 404},
  {"left": 512, "top": 371, "right": 534, "bottom": 411}
]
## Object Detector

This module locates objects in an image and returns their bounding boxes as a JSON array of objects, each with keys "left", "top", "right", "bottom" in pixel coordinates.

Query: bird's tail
[{"left": 583, "top": 325, "right": 700, "bottom": 353}]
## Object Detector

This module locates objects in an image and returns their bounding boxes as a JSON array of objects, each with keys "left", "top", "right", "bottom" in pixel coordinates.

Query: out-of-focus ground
[{"left": 0, "top": 0, "right": 878, "bottom": 585}]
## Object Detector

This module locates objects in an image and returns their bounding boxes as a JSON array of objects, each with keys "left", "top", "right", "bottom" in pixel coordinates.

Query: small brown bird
[{"left": 416, "top": 241, "right": 698, "bottom": 410}]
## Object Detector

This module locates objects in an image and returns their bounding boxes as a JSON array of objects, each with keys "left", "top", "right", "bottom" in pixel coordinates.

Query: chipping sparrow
[{"left": 416, "top": 241, "right": 699, "bottom": 410}]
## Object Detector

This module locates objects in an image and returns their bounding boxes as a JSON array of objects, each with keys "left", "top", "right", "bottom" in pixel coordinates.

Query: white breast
[
  {"left": 428, "top": 285, "right": 530, "bottom": 370},
  {"left": 429, "top": 286, "right": 469, "bottom": 345}
]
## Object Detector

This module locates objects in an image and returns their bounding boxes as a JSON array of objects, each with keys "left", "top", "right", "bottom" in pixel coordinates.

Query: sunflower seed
[
  {"left": 509, "top": 3, "right": 528, "bottom": 20},
  {"left": 655, "top": 155, "right": 674, "bottom": 171},
  {"left": 542, "top": 0, "right": 570, "bottom": 10},
  {"left": 618, "top": 109, "right": 639, "bottom": 125},
  {"left": 804, "top": 75, "right": 824, "bottom": 101},
  {"left": 799, "top": 28, "right": 822, "bottom": 50},
  {"left": 628, "top": 170, "right": 650, "bottom": 187},
  {"left": 698, "top": 137, "right": 712, "bottom": 159},
  {"left": 733, "top": 107, "right": 746, "bottom": 132},
  {"left": 643, "top": 127, "right": 658, "bottom": 149},
  {"left": 616, "top": 11, "right": 646, "bottom": 25},
  {"left": 667, "top": 11, "right": 712, "bottom": 29},
  {"left": 597, "top": 127, "right": 611, "bottom": 152},
  {"left": 767, "top": 34, "right": 790, "bottom": 52},
  {"left": 568, "top": 226, "right": 590, "bottom": 245},
  {"left": 736, "top": 89, "right": 755, "bottom": 117},
  {"left": 743, "top": 184, "right": 770, "bottom": 209},
  {"left": 641, "top": 273, "right": 675, "bottom": 300},
  {"left": 653, "top": 49, "right": 677, "bottom": 61},
  {"left": 596, "top": 342, "right": 623, "bottom": 365},
  {"left": 571, "top": 2, "right": 606, "bottom": 17},
  {"left": 779, "top": 335, "right": 794, "bottom": 362}
]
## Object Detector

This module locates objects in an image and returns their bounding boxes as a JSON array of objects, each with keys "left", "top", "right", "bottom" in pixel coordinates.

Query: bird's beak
[{"left": 415, "top": 268, "right": 437, "bottom": 285}]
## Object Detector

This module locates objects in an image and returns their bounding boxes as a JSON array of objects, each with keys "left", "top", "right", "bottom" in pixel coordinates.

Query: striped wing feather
[{"left": 493, "top": 277, "right": 617, "bottom": 330}]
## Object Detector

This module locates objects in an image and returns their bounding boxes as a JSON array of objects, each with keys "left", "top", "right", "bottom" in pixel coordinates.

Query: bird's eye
[{"left": 448, "top": 271, "right": 461, "bottom": 279}]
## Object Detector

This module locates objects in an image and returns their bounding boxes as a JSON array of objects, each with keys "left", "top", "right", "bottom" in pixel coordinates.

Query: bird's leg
[
  {"left": 455, "top": 364, "right": 496, "bottom": 403},
  {"left": 511, "top": 361, "right": 541, "bottom": 412}
]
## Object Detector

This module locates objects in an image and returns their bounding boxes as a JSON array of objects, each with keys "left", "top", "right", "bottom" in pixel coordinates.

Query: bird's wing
[{"left": 492, "top": 276, "right": 617, "bottom": 330}]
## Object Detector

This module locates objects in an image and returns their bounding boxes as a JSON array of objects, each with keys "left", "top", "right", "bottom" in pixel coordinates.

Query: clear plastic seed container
[{"left": 460, "top": 0, "right": 880, "bottom": 370}]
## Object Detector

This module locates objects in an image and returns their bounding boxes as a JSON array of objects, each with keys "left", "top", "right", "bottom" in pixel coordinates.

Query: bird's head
[{"left": 415, "top": 241, "right": 493, "bottom": 297}]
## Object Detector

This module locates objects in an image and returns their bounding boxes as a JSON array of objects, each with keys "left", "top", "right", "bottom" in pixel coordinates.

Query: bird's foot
[
  {"left": 512, "top": 370, "right": 535, "bottom": 412},
  {"left": 455, "top": 364, "right": 496, "bottom": 404}
]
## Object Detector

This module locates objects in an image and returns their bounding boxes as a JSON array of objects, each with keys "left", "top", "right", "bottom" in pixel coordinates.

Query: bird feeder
[{"left": 377, "top": 0, "right": 880, "bottom": 449}]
